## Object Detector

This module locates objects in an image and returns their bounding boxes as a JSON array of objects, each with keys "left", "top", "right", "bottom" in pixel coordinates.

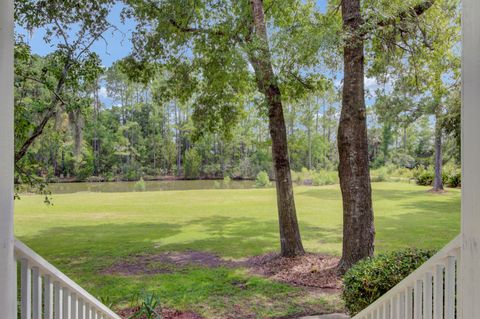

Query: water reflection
[{"left": 45, "top": 180, "right": 259, "bottom": 194}]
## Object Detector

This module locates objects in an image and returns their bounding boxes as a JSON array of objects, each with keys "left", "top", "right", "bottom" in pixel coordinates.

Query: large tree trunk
[
  {"left": 249, "top": 0, "right": 305, "bottom": 257},
  {"left": 337, "top": 0, "right": 375, "bottom": 274},
  {"left": 433, "top": 110, "right": 443, "bottom": 191}
]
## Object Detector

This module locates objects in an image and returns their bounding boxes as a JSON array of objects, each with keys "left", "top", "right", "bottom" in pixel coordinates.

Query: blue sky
[
  {"left": 16, "top": 3, "right": 135, "bottom": 67},
  {"left": 15, "top": 1, "right": 383, "bottom": 107},
  {"left": 18, "top": 1, "right": 329, "bottom": 67}
]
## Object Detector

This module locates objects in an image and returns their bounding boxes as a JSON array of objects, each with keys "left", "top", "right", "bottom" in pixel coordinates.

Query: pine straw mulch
[
  {"left": 246, "top": 252, "right": 342, "bottom": 290},
  {"left": 103, "top": 250, "right": 342, "bottom": 291}
]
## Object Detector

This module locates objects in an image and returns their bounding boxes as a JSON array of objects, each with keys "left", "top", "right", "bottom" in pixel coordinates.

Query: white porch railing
[
  {"left": 14, "top": 239, "right": 121, "bottom": 319},
  {"left": 352, "top": 235, "right": 461, "bottom": 319}
]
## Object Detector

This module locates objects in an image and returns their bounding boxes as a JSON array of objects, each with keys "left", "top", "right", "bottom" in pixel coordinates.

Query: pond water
[{"left": 45, "top": 179, "right": 258, "bottom": 194}]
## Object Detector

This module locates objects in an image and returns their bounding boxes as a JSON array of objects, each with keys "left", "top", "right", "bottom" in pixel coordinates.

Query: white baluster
[
  {"left": 445, "top": 256, "right": 456, "bottom": 319},
  {"left": 78, "top": 299, "right": 85, "bottom": 319},
  {"left": 21, "top": 258, "right": 32, "bottom": 319},
  {"left": 32, "top": 267, "right": 42, "bottom": 319},
  {"left": 383, "top": 301, "right": 390, "bottom": 319},
  {"left": 414, "top": 280, "right": 423, "bottom": 319},
  {"left": 433, "top": 265, "right": 444, "bottom": 319},
  {"left": 71, "top": 293, "right": 78, "bottom": 319},
  {"left": 391, "top": 295, "right": 398, "bottom": 319},
  {"left": 54, "top": 282, "right": 63, "bottom": 319},
  {"left": 44, "top": 275, "right": 54, "bottom": 319},
  {"left": 398, "top": 291, "right": 405, "bottom": 319},
  {"left": 63, "top": 288, "right": 71, "bottom": 319},
  {"left": 406, "top": 287, "right": 414, "bottom": 319},
  {"left": 86, "top": 304, "right": 92, "bottom": 319},
  {"left": 424, "top": 272, "right": 433, "bottom": 319}
]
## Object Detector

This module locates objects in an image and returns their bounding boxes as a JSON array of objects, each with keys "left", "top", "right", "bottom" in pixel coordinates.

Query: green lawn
[{"left": 14, "top": 182, "right": 460, "bottom": 318}]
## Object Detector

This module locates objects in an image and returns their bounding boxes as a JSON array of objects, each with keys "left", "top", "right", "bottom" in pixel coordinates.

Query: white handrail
[
  {"left": 352, "top": 234, "right": 461, "bottom": 319},
  {"left": 14, "top": 239, "right": 121, "bottom": 319}
]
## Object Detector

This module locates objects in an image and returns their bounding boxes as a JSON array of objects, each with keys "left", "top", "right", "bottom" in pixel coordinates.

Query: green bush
[
  {"left": 183, "top": 148, "right": 202, "bottom": 179},
  {"left": 133, "top": 177, "right": 146, "bottom": 192},
  {"left": 370, "top": 167, "right": 389, "bottom": 182},
  {"left": 413, "top": 167, "right": 434, "bottom": 186},
  {"left": 342, "top": 249, "right": 435, "bottom": 316},
  {"left": 255, "top": 171, "right": 271, "bottom": 188},
  {"left": 312, "top": 171, "right": 337, "bottom": 186},
  {"left": 446, "top": 171, "right": 461, "bottom": 188}
]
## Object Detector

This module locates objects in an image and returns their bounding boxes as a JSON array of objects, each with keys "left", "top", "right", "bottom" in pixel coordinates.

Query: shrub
[
  {"left": 370, "top": 167, "right": 389, "bottom": 182},
  {"left": 133, "top": 177, "right": 146, "bottom": 192},
  {"left": 342, "top": 249, "right": 435, "bottom": 316},
  {"left": 446, "top": 171, "right": 461, "bottom": 188},
  {"left": 255, "top": 171, "right": 271, "bottom": 188},
  {"left": 312, "top": 171, "right": 337, "bottom": 186},
  {"left": 413, "top": 167, "right": 434, "bottom": 186},
  {"left": 183, "top": 148, "right": 202, "bottom": 179}
]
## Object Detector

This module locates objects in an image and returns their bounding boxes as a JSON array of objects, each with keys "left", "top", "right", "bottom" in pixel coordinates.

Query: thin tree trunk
[
  {"left": 248, "top": 0, "right": 304, "bottom": 257},
  {"left": 337, "top": 0, "right": 375, "bottom": 274},
  {"left": 433, "top": 110, "right": 443, "bottom": 191}
]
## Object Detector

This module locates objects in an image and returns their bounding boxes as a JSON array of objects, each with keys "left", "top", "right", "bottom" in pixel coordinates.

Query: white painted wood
[
  {"left": 0, "top": 0, "right": 15, "bottom": 317},
  {"left": 461, "top": 0, "right": 480, "bottom": 316},
  {"left": 45, "top": 275, "right": 54, "bottom": 319},
  {"left": 33, "top": 267, "right": 42, "bottom": 319},
  {"left": 406, "top": 287, "right": 413, "bottom": 319},
  {"left": 72, "top": 293, "right": 78, "bottom": 319},
  {"left": 55, "top": 282, "right": 63, "bottom": 319},
  {"left": 433, "top": 265, "right": 443, "bottom": 319},
  {"left": 398, "top": 291, "right": 405, "bottom": 319},
  {"left": 86, "top": 304, "right": 92, "bottom": 319},
  {"left": 414, "top": 280, "right": 422, "bottom": 319},
  {"left": 21, "top": 258, "right": 32, "bottom": 319},
  {"left": 79, "top": 300, "right": 85, "bottom": 319},
  {"left": 423, "top": 273, "right": 432, "bottom": 319},
  {"left": 391, "top": 295, "right": 398, "bottom": 319},
  {"left": 445, "top": 256, "right": 455, "bottom": 319},
  {"left": 64, "top": 288, "right": 72, "bottom": 319},
  {"left": 14, "top": 240, "right": 121, "bottom": 318}
]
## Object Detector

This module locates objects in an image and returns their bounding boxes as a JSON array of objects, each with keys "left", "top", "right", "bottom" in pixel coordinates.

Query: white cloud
[
  {"left": 98, "top": 86, "right": 108, "bottom": 99},
  {"left": 365, "top": 77, "right": 379, "bottom": 91}
]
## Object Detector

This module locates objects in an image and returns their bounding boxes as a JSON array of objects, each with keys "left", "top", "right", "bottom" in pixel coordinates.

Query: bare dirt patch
[
  {"left": 246, "top": 253, "right": 342, "bottom": 290},
  {"left": 103, "top": 250, "right": 242, "bottom": 275},
  {"left": 117, "top": 306, "right": 203, "bottom": 319},
  {"left": 103, "top": 251, "right": 341, "bottom": 290}
]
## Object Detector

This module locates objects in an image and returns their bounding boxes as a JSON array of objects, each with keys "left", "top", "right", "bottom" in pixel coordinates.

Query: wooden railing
[
  {"left": 14, "top": 239, "right": 121, "bottom": 319},
  {"left": 352, "top": 235, "right": 461, "bottom": 319}
]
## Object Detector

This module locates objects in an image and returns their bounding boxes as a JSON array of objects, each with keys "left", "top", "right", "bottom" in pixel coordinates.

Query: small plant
[
  {"left": 255, "top": 171, "right": 271, "bottom": 188},
  {"left": 99, "top": 296, "right": 114, "bottom": 309},
  {"left": 133, "top": 177, "right": 147, "bottom": 192},
  {"left": 342, "top": 248, "right": 435, "bottom": 315},
  {"left": 130, "top": 292, "right": 163, "bottom": 319}
]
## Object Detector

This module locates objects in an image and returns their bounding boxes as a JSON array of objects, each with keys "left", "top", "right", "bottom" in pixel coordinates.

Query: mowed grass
[{"left": 14, "top": 182, "right": 460, "bottom": 318}]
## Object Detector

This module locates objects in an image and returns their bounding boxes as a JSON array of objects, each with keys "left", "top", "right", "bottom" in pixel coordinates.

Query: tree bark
[
  {"left": 433, "top": 110, "right": 443, "bottom": 191},
  {"left": 248, "top": 0, "right": 305, "bottom": 257},
  {"left": 337, "top": 0, "right": 375, "bottom": 274}
]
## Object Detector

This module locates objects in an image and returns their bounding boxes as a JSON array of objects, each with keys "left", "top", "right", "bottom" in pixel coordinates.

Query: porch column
[
  {"left": 461, "top": 0, "right": 480, "bottom": 317},
  {"left": 0, "top": 0, "right": 16, "bottom": 317}
]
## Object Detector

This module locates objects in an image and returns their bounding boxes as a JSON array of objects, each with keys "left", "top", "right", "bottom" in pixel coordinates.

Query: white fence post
[
  {"left": 461, "top": 0, "right": 480, "bottom": 317},
  {"left": 0, "top": 0, "right": 16, "bottom": 318}
]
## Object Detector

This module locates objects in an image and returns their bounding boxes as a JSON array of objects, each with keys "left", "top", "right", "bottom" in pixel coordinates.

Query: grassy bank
[{"left": 14, "top": 183, "right": 460, "bottom": 318}]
